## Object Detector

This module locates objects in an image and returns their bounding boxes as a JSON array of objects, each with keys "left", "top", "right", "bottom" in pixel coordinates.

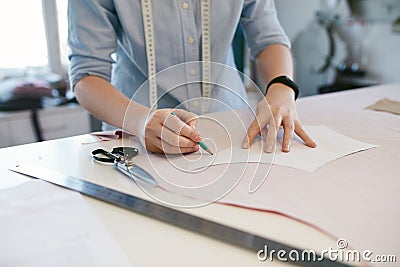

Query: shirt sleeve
[
  {"left": 240, "top": 0, "right": 291, "bottom": 60},
  {"left": 68, "top": 0, "right": 119, "bottom": 89}
]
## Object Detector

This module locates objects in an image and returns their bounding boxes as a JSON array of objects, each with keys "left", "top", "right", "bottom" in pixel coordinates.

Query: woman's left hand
[{"left": 241, "top": 84, "right": 317, "bottom": 153}]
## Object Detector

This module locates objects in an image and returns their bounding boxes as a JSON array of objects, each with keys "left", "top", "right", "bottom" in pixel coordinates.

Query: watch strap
[{"left": 266, "top": 75, "right": 300, "bottom": 100}]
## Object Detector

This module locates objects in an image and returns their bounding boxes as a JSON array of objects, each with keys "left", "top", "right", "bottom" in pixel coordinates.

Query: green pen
[{"left": 170, "top": 112, "right": 214, "bottom": 155}]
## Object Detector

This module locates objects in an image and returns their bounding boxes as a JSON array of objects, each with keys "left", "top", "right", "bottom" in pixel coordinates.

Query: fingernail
[
  {"left": 283, "top": 144, "right": 290, "bottom": 152},
  {"left": 265, "top": 145, "right": 273, "bottom": 153},
  {"left": 241, "top": 141, "right": 248, "bottom": 149},
  {"left": 194, "top": 134, "right": 202, "bottom": 142},
  {"left": 311, "top": 141, "right": 317, "bottom": 148}
]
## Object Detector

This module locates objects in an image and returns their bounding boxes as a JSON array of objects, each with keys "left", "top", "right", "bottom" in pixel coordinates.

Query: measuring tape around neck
[
  {"left": 141, "top": 0, "right": 158, "bottom": 109},
  {"left": 141, "top": 0, "right": 212, "bottom": 111},
  {"left": 200, "top": 0, "right": 211, "bottom": 113}
]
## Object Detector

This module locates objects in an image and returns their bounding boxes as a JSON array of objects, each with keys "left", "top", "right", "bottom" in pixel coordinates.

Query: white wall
[
  {"left": 275, "top": 0, "right": 400, "bottom": 96},
  {"left": 274, "top": 0, "right": 327, "bottom": 96},
  {"left": 275, "top": 0, "right": 321, "bottom": 42},
  {"left": 274, "top": 0, "right": 349, "bottom": 96}
]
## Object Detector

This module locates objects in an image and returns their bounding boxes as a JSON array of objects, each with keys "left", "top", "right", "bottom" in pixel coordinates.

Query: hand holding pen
[
  {"left": 142, "top": 109, "right": 212, "bottom": 155},
  {"left": 170, "top": 112, "right": 213, "bottom": 155}
]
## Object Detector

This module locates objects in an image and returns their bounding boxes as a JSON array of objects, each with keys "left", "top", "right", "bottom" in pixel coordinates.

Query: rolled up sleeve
[
  {"left": 68, "top": 0, "right": 119, "bottom": 89},
  {"left": 240, "top": 0, "right": 291, "bottom": 60}
]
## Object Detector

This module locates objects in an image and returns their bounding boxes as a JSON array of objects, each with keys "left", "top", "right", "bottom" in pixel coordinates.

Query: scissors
[{"left": 91, "top": 147, "right": 158, "bottom": 187}]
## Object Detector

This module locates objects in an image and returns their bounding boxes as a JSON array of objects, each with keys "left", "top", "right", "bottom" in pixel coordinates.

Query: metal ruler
[
  {"left": 9, "top": 164, "right": 351, "bottom": 267},
  {"left": 141, "top": 0, "right": 212, "bottom": 112}
]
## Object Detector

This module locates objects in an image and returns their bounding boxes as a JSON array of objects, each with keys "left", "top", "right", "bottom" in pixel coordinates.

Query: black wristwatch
[{"left": 265, "top": 75, "right": 300, "bottom": 100}]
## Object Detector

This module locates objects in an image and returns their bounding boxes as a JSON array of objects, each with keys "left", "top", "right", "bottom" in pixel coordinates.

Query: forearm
[
  {"left": 256, "top": 44, "right": 295, "bottom": 98},
  {"left": 74, "top": 76, "right": 148, "bottom": 135},
  {"left": 256, "top": 44, "right": 293, "bottom": 81}
]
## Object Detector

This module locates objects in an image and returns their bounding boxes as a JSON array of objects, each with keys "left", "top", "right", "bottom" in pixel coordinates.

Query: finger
[
  {"left": 242, "top": 98, "right": 273, "bottom": 149},
  {"left": 258, "top": 128, "right": 268, "bottom": 149},
  {"left": 160, "top": 139, "right": 199, "bottom": 154},
  {"left": 261, "top": 128, "right": 268, "bottom": 140},
  {"left": 294, "top": 121, "right": 317, "bottom": 148},
  {"left": 187, "top": 119, "right": 197, "bottom": 130},
  {"left": 173, "top": 109, "right": 199, "bottom": 129},
  {"left": 145, "top": 112, "right": 198, "bottom": 152},
  {"left": 159, "top": 126, "right": 198, "bottom": 148},
  {"left": 163, "top": 112, "right": 201, "bottom": 142},
  {"left": 173, "top": 109, "right": 199, "bottom": 123},
  {"left": 241, "top": 117, "right": 262, "bottom": 149},
  {"left": 282, "top": 118, "right": 294, "bottom": 153},
  {"left": 265, "top": 115, "right": 282, "bottom": 153}
]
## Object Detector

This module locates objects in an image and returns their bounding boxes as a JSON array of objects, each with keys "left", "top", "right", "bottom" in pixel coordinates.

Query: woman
[{"left": 68, "top": 0, "right": 316, "bottom": 154}]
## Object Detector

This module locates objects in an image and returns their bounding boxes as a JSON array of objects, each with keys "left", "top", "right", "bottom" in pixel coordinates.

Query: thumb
[{"left": 172, "top": 109, "right": 198, "bottom": 129}]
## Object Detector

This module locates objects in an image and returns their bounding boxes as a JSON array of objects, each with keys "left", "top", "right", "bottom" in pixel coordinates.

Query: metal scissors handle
[
  {"left": 91, "top": 147, "right": 157, "bottom": 187},
  {"left": 91, "top": 147, "right": 139, "bottom": 164}
]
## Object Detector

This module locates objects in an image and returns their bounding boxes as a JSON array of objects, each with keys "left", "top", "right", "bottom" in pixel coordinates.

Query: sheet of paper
[
  {"left": 0, "top": 180, "right": 132, "bottom": 267},
  {"left": 366, "top": 98, "right": 400, "bottom": 115},
  {"left": 81, "top": 130, "right": 120, "bottom": 144},
  {"left": 173, "top": 125, "right": 377, "bottom": 172},
  {"left": 215, "top": 85, "right": 400, "bottom": 267}
]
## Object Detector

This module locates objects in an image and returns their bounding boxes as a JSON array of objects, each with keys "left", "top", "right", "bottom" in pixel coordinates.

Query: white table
[{"left": 1, "top": 83, "right": 399, "bottom": 267}]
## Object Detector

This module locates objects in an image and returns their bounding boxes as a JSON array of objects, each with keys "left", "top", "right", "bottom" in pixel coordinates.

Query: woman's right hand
[
  {"left": 73, "top": 77, "right": 201, "bottom": 154},
  {"left": 141, "top": 109, "right": 202, "bottom": 154}
]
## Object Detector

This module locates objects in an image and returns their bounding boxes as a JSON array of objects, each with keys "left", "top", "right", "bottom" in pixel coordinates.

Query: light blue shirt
[{"left": 68, "top": 0, "right": 290, "bottom": 129}]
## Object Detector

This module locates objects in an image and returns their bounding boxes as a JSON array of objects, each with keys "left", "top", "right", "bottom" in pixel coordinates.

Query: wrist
[
  {"left": 265, "top": 75, "right": 300, "bottom": 100},
  {"left": 125, "top": 103, "right": 150, "bottom": 136},
  {"left": 265, "top": 83, "right": 295, "bottom": 102}
]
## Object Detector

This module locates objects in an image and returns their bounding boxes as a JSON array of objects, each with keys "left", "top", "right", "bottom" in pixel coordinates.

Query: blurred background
[{"left": 0, "top": 0, "right": 399, "bottom": 147}]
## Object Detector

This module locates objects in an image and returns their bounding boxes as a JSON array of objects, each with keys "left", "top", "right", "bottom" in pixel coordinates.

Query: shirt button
[
  {"left": 188, "top": 37, "right": 195, "bottom": 44},
  {"left": 193, "top": 100, "right": 200, "bottom": 107},
  {"left": 190, "top": 69, "right": 197, "bottom": 75},
  {"left": 182, "top": 2, "right": 189, "bottom": 9}
]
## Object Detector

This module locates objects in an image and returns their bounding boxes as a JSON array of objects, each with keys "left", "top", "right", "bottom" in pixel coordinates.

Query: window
[
  {"left": 0, "top": 0, "right": 47, "bottom": 69},
  {"left": 0, "top": 0, "right": 68, "bottom": 77}
]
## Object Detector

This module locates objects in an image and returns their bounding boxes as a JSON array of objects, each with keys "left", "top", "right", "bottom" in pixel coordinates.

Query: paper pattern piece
[
  {"left": 81, "top": 130, "right": 120, "bottom": 144},
  {"left": 81, "top": 130, "right": 135, "bottom": 144},
  {"left": 0, "top": 180, "right": 132, "bottom": 267},
  {"left": 366, "top": 98, "right": 400, "bottom": 115},
  {"left": 180, "top": 125, "right": 377, "bottom": 172}
]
